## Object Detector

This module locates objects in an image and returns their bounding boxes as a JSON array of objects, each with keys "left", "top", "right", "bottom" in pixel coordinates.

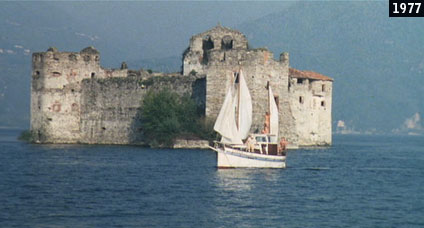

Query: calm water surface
[{"left": 1, "top": 129, "right": 423, "bottom": 227}]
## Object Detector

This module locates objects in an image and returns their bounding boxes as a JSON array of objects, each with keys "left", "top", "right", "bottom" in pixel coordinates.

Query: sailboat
[{"left": 209, "top": 70, "right": 287, "bottom": 168}]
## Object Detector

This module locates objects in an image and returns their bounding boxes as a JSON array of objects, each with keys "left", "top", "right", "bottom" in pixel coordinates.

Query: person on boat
[
  {"left": 279, "top": 137, "right": 288, "bottom": 152},
  {"left": 261, "top": 112, "right": 271, "bottom": 134},
  {"left": 246, "top": 135, "right": 256, "bottom": 152},
  {"left": 261, "top": 123, "right": 269, "bottom": 134}
]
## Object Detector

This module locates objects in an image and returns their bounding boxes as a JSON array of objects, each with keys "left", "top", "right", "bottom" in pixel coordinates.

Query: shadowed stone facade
[{"left": 30, "top": 25, "right": 333, "bottom": 146}]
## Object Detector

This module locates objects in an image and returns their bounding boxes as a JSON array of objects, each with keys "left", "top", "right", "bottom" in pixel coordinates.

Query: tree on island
[{"left": 140, "top": 89, "right": 216, "bottom": 147}]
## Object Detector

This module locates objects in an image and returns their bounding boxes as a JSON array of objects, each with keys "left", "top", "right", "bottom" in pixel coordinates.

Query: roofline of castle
[
  {"left": 289, "top": 68, "right": 333, "bottom": 81},
  {"left": 191, "top": 24, "right": 245, "bottom": 40}
]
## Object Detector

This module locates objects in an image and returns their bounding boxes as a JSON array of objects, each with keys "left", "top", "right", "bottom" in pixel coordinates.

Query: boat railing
[{"left": 213, "top": 140, "right": 285, "bottom": 156}]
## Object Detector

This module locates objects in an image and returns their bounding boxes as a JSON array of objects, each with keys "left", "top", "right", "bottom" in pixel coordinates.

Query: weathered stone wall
[
  {"left": 183, "top": 25, "right": 248, "bottom": 76},
  {"left": 289, "top": 78, "right": 333, "bottom": 146},
  {"left": 203, "top": 48, "right": 298, "bottom": 144},
  {"left": 31, "top": 25, "right": 332, "bottom": 147},
  {"left": 182, "top": 25, "right": 333, "bottom": 147},
  {"left": 79, "top": 75, "right": 203, "bottom": 144},
  {"left": 30, "top": 45, "right": 205, "bottom": 145},
  {"left": 30, "top": 47, "right": 103, "bottom": 143}
]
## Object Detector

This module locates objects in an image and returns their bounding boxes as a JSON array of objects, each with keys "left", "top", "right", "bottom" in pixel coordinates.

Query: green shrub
[
  {"left": 140, "top": 89, "right": 216, "bottom": 147},
  {"left": 18, "top": 130, "right": 33, "bottom": 142}
]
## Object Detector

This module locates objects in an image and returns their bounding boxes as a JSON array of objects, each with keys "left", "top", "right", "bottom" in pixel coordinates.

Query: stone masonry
[{"left": 30, "top": 25, "right": 333, "bottom": 146}]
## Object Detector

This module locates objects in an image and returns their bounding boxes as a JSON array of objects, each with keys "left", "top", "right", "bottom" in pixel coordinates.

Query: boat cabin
[{"left": 251, "top": 134, "right": 280, "bottom": 156}]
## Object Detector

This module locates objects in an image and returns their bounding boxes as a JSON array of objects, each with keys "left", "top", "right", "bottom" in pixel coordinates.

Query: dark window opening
[
  {"left": 274, "top": 96, "right": 279, "bottom": 110},
  {"left": 52, "top": 72, "right": 61, "bottom": 77},
  {"left": 321, "top": 101, "right": 325, "bottom": 107},
  {"left": 69, "top": 54, "right": 77, "bottom": 61},
  {"left": 102, "top": 127, "right": 106, "bottom": 130},
  {"left": 91, "top": 72, "right": 95, "bottom": 78},
  {"left": 234, "top": 72, "right": 240, "bottom": 83},
  {"left": 202, "top": 36, "right": 214, "bottom": 64},
  {"left": 36, "top": 71, "right": 40, "bottom": 75},
  {"left": 47, "top": 118, "right": 52, "bottom": 121},
  {"left": 297, "top": 78, "right": 304, "bottom": 84},
  {"left": 299, "top": 96, "right": 304, "bottom": 104},
  {"left": 322, "top": 84, "right": 326, "bottom": 92},
  {"left": 221, "top": 36, "right": 233, "bottom": 50}
]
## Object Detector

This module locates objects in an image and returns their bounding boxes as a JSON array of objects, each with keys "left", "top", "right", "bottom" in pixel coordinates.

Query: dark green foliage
[
  {"left": 194, "top": 117, "right": 218, "bottom": 141},
  {"left": 18, "top": 130, "right": 33, "bottom": 142},
  {"left": 140, "top": 89, "right": 215, "bottom": 147}
]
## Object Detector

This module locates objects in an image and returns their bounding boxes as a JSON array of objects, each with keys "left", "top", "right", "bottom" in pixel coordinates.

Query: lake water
[{"left": 1, "top": 129, "right": 423, "bottom": 227}]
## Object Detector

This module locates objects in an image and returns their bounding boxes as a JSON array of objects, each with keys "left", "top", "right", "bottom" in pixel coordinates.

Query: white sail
[
  {"left": 213, "top": 86, "right": 243, "bottom": 145},
  {"left": 237, "top": 70, "right": 252, "bottom": 139},
  {"left": 268, "top": 85, "right": 279, "bottom": 137}
]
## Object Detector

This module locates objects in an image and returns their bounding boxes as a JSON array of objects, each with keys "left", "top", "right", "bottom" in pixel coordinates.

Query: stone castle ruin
[{"left": 31, "top": 25, "right": 333, "bottom": 147}]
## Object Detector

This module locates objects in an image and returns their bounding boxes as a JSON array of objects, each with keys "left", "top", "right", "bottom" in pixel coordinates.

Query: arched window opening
[
  {"left": 202, "top": 36, "right": 214, "bottom": 64},
  {"left": 221, "top": 36, "right": 233, "bottom": 50}
]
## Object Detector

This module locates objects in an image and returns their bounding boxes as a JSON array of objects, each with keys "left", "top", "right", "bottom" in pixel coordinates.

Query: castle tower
[
  {"left": 30, "top": 47, "right": 103, "bottom": 143},
  {"left": 183, "top": 25, "right": 298, "bottom": 145},
  {"left": 182, "top": 25, "right": 248, "bottom": 76},
  {"left": 288, "top": 68, "right": 333, "bottom": 146}
]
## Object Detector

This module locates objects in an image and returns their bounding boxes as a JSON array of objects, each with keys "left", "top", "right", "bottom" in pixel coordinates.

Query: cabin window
[
  {"left": 256, "top": 136, "right": 267, "bottom": 142},
  {"left": 297, "top": 78, "right": 304, "bottom": 84},
  {"left": 299, "top": 96, "right": 304, "bottom": 104}
]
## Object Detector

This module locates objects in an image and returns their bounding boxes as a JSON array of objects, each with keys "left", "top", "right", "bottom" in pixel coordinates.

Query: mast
[
  {"left": 268, "top": 82, "right": 279, "bottom": 138},
  {"left": 236, "top": 71, "right": 240, "bottom": 130}
]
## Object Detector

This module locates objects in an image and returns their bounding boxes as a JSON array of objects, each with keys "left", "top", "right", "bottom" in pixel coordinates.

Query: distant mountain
[
  {"left": 237, "top": 1, "right": 424, "bottom": 134},
  {"left": 1, "top": 1, "right": 423, "bottom": 135}
]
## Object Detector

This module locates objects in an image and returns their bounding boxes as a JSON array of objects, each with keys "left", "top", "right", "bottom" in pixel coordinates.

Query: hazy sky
[{"left": 53, "top": 1, "right": 295, "bottom": 58}]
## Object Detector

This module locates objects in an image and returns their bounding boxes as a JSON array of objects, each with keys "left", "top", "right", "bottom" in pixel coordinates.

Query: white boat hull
[{"left": 210, "top": 146, "right": 286, "bottom": 168}]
